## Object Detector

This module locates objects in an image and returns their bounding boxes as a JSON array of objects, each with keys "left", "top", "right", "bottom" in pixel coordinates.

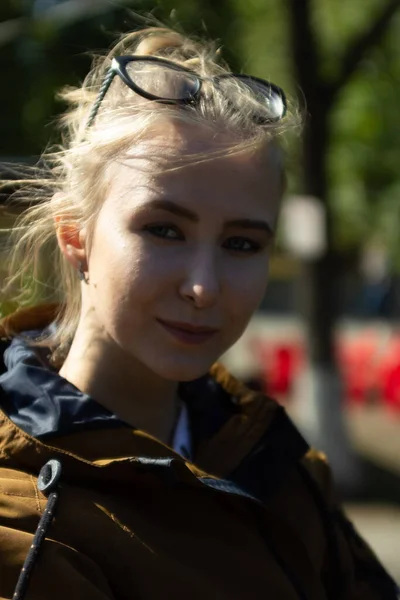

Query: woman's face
[{"left": 82, "top": 122, "right": 282, "bottom": 381}]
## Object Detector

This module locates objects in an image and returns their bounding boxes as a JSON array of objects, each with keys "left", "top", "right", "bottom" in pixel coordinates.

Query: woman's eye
[
  {"left": 223, "top": 236, "right": 261, "bottom": 253},
  {"left": 144, "top": 224, "right": 183, "bottom": 240}
]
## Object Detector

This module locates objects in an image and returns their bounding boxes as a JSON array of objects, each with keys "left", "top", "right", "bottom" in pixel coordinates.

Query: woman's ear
[{"left": 54, "top": 214, "right": 87, "bottom": 271}]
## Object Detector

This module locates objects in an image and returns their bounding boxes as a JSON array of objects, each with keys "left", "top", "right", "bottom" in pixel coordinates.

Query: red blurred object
[
  {"left": 376, "top": 336, "right": 400, "bottom": 413},
  {"left": 335, "top": 333, "right": 378, "bottom": 406},
  {"left": 255, "top": 341, "right": 304, "bottom": 400},
  {"left": 250, "top": 328, "right": 400, "bottom": 414}
]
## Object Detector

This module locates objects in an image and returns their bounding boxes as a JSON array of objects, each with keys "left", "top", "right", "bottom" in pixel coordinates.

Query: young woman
[{"left": 0, "top": 26, "right": 397, "bottom": 600}]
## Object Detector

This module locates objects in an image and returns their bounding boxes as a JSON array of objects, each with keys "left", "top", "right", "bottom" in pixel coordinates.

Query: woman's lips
[{"left": 156, "top": 318, "right": 218, "bottom": 345}]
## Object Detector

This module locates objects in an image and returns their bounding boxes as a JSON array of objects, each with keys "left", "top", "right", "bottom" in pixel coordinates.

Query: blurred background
[{"left": 0, "top": 0, "right": 400, "bottom": 582}]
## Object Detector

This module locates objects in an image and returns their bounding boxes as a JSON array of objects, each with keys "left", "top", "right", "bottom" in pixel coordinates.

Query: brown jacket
[{"left": 0, "top": 306, "right": 397, "bottom": 600}]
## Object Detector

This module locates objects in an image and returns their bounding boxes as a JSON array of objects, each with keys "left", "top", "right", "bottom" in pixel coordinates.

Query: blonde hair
[{"left": 1, "top": 26, "right": 299, "bottom": 360}]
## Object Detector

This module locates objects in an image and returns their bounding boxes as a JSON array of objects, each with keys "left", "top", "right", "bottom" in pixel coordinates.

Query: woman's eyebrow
[
  {"left": 145, "top": 199, "right": 274, "bottom": 235},
  {"left": 145, "top": 199, "right": 198, "bottom": 222},
  {"left": 225, "top": 218, "right": 274, "bottom": 236}
]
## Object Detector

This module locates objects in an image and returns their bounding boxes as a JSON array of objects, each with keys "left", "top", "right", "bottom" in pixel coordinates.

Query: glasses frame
[{"left": 86, "top": 55, "right": 287, "bottom": 128}]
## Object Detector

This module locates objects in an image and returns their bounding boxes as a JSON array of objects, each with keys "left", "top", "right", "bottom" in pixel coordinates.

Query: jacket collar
[{"left": 0, "top": 304, "right": 309, "bottom": 501}]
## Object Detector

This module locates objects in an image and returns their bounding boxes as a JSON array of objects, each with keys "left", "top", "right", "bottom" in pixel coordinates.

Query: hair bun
[{"left": 133, "top": 29, "right": 184, "bottom": 56}]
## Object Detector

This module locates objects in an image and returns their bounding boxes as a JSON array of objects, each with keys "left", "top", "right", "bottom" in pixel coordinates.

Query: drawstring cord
[{"left": 13, "top": 460, "right": 62, "bottom": 600}]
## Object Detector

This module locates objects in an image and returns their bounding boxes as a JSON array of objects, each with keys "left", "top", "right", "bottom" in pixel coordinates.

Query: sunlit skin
[{"left": 57, "top": 120, "right": 283, "bottom": 443}]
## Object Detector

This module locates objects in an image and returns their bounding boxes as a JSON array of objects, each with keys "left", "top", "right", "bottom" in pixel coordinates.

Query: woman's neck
[{"left": 59, "top": 319, "right": 179, "bottom": 445}]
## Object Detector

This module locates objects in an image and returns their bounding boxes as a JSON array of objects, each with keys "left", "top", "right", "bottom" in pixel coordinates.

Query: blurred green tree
[{"left": 285, "top": 0, "right": 400, "bottom": 483}]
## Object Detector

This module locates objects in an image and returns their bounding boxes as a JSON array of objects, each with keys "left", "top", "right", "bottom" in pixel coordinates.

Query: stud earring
[{"left": 78, "top": 261, "right": 89, "bottom": 284}]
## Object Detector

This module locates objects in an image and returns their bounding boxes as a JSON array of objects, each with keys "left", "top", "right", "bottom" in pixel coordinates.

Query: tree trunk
[
  {"left": 299, "top": 116, "right": 363, "bottom": 491},
  {"left": 287, "top": 0, "right": 363, "bottom": 490}
]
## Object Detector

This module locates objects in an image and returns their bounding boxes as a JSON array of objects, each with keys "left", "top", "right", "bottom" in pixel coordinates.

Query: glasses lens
[
  {"left": 218, "top": 75, "right": 286, "bottom": 122},
  {"left": 124, "top": 60, "right": 200, "bottom": 101}
]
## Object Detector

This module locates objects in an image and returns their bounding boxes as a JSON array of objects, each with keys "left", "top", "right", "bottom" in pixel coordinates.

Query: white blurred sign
[{"left": 281, "top": 195, "right": 326, "bottom": 259}]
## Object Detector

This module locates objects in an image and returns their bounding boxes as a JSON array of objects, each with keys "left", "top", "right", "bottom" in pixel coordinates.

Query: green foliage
[
  {"left": 0, "top": 0, "right": 399, "bottom": 267},
  {"left": 329, "top": 12, "right": 400, "bottom": 261}
]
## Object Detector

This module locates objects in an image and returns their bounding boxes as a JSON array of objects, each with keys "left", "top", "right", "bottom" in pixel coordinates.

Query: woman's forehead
[
  {"left": 110, "top": 120, "right": 278, "bottom": 179},
  {"left": 121, "top": 119, "right": 247, "bottom": 161},
  {"left": 103, "top": 120, "right": 283, "bottom": 221}
]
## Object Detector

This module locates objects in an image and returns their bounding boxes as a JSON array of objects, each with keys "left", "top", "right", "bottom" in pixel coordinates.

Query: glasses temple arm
[{"left": 86, "top": 69, "right": 116, "bottom": 128}]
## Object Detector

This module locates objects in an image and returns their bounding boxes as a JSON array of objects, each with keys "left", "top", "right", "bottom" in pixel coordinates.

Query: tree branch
[
  {"left": 332, "top": 0, "right": 400, "bottom": 95},
  {"left": 286, "top": 0, "right": 324, "bottom": 111}
]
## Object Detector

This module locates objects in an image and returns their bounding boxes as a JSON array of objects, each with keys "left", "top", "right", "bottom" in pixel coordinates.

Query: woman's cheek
[
  {"left": 229, "top": 260, "right": 269, "bottom": 308},
  {"left": 102, "top": 236, "right": 149, "bottom": 281}
]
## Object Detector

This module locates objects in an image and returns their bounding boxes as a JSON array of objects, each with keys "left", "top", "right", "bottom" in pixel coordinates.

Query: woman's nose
[{"left": 179, "top": 251, "right": 220, "bottom": 309}]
